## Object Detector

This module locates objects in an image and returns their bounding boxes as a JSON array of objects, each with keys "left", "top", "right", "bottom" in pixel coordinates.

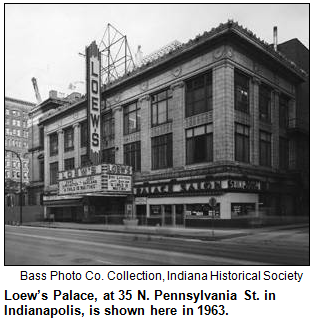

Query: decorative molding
[
  {"left": 225, "top": 46, "right": 233, "bottom": 58},
  {"left": 73, "top": 123, "right": 80, "bottom": 128},
  {"left": 151, "top": 122, "right": 173, "bottom": 137},
  {"left": 252, "top": 77, "right": 261, "bottom": 85},
  {"left": 139, "top": 95, "right": 150, "bottom": 102},
  {"left": 171, "top": 66, "right": 182, "bottom": 77},
  {"left": 213, "top": 47, "right": 224, "bottom": 59},
  {"left": 114, "top": 93, "right": 121, "bottom": 103},
  {"left": 73, "top": 112, "right": 78, "bottom": 119},
  {"left": 170, "top": 81, "right": 185, "bottom": 91},
  {"left": 140, "top": 81, "right": 149, "bottom": 91},
  {"left": 123, "top": 132, "right": 141, "bottom": 144},
  {"left": 185, "top": 111, "right": 212, "bottom": 128}
]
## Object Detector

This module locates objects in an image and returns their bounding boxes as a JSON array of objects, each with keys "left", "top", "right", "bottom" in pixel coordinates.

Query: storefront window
[
  {"left": 186, "top": 203, "right": 220, "bottom": 218},
  {"left": 231, "top": 203, "right": 256, "bottom": 217}
]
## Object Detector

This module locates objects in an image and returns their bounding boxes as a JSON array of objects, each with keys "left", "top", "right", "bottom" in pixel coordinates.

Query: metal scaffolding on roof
[{"left": 99, "top": 23, "right": 135, "bottom": 85}]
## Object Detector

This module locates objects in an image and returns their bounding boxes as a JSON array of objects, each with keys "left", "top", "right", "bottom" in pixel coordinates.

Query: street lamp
[{"left": 5, "top": 149, "right": 26, "bottom": 225}]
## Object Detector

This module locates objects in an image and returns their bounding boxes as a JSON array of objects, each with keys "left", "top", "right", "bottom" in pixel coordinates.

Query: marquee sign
[
  {"left": 58, "top": 163, "right": 132, "bottom": 195},
  {"left": 86, "top": 41, "right": 101, "bottom": 165}
]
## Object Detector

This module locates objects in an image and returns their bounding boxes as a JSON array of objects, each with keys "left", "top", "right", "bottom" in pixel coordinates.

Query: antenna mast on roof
[{"left": 99, "top": 23, "right": 135, "bottom": 85}]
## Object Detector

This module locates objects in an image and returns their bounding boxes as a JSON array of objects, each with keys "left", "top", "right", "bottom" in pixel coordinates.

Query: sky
[{"left": 5, "top": 3, "right": 309, "bottom": 103}]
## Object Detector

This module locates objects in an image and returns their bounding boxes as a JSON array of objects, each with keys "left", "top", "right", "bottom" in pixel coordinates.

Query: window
[
  {"left": 50, "top": 162, "right": 59, "bottom": 185},
  {"left": 260, "top": 131, "right": 271, "bottom": 167},
  {"left": 151, "top": 89, "right": 172, "bottom": 126},
  {"left": 259, "top": 84, "right": 271, "bottom": 122},
  {"left": 23, "top": 172, "right": 28, "bottom": 179},
  {"left": 16, "top": 130, "right": 21, "bottom": 136},
  {"left": 81, "top": 155, "right": 90, "bottom": 167},
  {"left": 235, "top": 123, "right": 250, "bottom": 163},
  {"left": 151, "top": 133, "right": 173, "bottom": 169},
  {"left": 12, "top": 161, "right": 16, "bottom": 168},
  {"left": 5, "top": 118, "right": 10, "bottom": 125},
  {"left": 5, "top": 160, "right": 10, "bottom": 167},
  {"left": 279, "top": 137, "right": 289, "bottom": 170},
  {"left": 23, "top": 161, "right": 28, "bottom": 168},
  {"left": 186, "top": 72, "right": 212, "bottom": 117},
  {"left": 124, "top": 141, "right": 141, "bottom": 171},
  {"left": 6, "top": 109, "right": 10, "bottom": 115},
  {"left": 23, "top": 130, "right": 28, "bottom": 138},
  {"left": 64, "top": 158, "right": 75, "bottom": 171},
  {"left": 234, "top": 70, "right": 249, "bottom": 113},
  {"left": 102, "top": 148, "right": 115, "bottom": 164},
  {"left": 102, "top": 113, "right": 115, "bottom": 141},
  {"left": 39, "top": 160, "right": 44, "bottom": 181},
  {"left": 279, "top": 95, "right": 289, "bottom": 128},
  {"left": 23, "top": 121, "right": 27, "bottom": 128},
  {"left": 6, "top": 128, "right": 10, "bottom": 135},
  {"left": 49, "top": 133, "right": 58, "bottom": 156},
  {"left": 16, "top": 120, "right": 21, "bottom": 127},
  {"left": 64, "top": 127, "right": 74, "bottom": 152},
  {"left": 80, "top": 120, "right": 88, "bottom": 148},
  {"left": 186, "top": 124, "right": 213, "bottom": 164},
  {"left": 39, "top": 127, "right": 44, "bottom": 148},
  {"left": 16, "top": 171, "right": 20, "bottom": 178},
  {"left": 5, "top": 171, "right": 10, "bottom": 178},
  {"left": 23, "top": 142, "right": 28, "bottom": 148},
  {"left": 124, "top": 102, "right": 140, "bottom": 135}
]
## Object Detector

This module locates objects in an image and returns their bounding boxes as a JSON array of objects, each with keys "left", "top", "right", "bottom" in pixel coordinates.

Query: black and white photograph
[{"left": 4, "top": 3, "right": 309, "bottom": 266}]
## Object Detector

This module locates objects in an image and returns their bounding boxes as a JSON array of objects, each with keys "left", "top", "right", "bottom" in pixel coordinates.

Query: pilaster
[
  {"left": 113, "top": 107, "right": 123, "bottom": 164},
  {"left": 171, "top": 81, "right": 185, "bottom": 167},
  {"left": 251, "top": 77, "right": 260, "bottom": 165},
  {"left": 73, "top": 123, "right": 80, "bottom": 167},
  {"left": 58, "top": 129, "right": 64, "bottom": 171},
  {"left": 139, "top": 95, "right": 151, "bottom": 172},
  {"left": 271, "top": 90, "right": 280, "bottom": 169},
  {"left": 213, "top": 62, "right": 234, "bottom": 161}
]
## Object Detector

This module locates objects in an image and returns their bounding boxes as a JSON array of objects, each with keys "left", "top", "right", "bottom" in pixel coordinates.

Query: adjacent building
[
  {"left": 5, "top": 97, "right": 35, "bottom": 204},
  {"left": 29, "top": 21, "right": 309, "bottom": 225}
]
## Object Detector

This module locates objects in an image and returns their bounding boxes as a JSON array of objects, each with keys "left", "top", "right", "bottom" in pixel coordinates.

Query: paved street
[{"left": 5, "top": 224, "right": 309, "bottom": 265}]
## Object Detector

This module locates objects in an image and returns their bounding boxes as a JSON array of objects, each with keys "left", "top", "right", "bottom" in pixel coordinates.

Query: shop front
[{"left": 134, "top": 177, "right": 263, "bottom": 226}]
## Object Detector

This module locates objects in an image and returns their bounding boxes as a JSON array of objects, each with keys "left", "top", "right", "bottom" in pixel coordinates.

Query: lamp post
[{"left": 5, "top": 149, "right": 24, "bottom": 225}]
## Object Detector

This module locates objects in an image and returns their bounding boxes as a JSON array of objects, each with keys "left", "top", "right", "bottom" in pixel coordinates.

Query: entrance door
[{"left": 175, "top": 204, "right": 184, "bottom": 226}]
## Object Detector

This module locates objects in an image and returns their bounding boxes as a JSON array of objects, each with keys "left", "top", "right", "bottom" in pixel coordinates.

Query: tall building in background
[{"left": 5, "top": 97, "right": 35, "bottom": 201}]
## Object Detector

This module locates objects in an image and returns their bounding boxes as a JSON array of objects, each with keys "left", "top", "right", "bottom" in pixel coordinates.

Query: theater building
[{"left": 33, "top": 21, "right": 309, "bottom": 225}]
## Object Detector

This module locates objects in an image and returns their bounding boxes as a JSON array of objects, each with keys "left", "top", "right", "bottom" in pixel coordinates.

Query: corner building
[{"left": 37, "top": 21, "right": 309, "bottom": 225}]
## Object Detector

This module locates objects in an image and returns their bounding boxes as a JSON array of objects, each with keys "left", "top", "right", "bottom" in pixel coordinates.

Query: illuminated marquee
[
  {"left": 58, "top": 163, "right": 132, "bottom": 195},
  {"left": 86, "top": 41, "right": 101, "bottom": 165}
]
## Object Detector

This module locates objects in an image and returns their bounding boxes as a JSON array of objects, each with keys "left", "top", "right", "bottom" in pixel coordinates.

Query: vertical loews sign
[{"left": 86, "top": 41, "right": 101, "bottom": 165}]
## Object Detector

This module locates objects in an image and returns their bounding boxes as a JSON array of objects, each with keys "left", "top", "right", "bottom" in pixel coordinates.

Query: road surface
[{"left": 5, "top": 225, "right": 309, "bottom": 265}]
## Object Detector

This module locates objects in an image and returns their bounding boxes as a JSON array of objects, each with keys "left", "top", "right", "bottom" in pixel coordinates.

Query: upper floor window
[
  {"left": 279, "top": 95, "right": 289, "bottom": 128},
  {"left": 102, "top": 113, "right": 115, "bottom": 141},
  {"left": 234, "top": 70, "right": 249, "bottom": 113},
  {"left": 124, "top": 102, "right": 140, "bottom": 135},
  {"left": 5, "top": 109, "right": 10, "bottom": 115},
  {"left": 186, "top": 124, "right": 213, "bottom": 164},
  {"left": 64, "top": 127, "right": 74, "bottom": 152},
  {"left": 124, "top": 141, "right": 141, "bottom": 172},
  {"left": 12, "top": 110, "right": 20, "bottom": 116},
  {"left": 102, "top": 148, "right": 115, "bottom": 164},
  {"left": 151, "top": 133, "right": 173, "bottom": 170},
  {"left": 235, "top": 123, "right": 250, "bottom": 163},
  {"left": 64, "top": 157, "right": 75, "bottom": 171},
  {"left": 80, "top": 120, "right": 88, "bottom": 148},
  {"left": 186, "top": 72, "right": 212, "bottom": 118},
  {"left": 50, "top": 162, "right": 59, "bottom": 185},
  {"left": 49, "top": 133, "right": 58, "bottom": 156},
  {"left": 151, "top": 89, "right": 172, "bottom": 127},
  {"left": 5, "top": 118, "right": 10, "bottom": 125},
  {"left": 81, "top": 155, "right": 90, "bottom": 167},
  {"left": 260, "top": 131, "right": 271, "bottom": 167},
  {"left": 279, "top": 137, "right": 289, "bottom": 170},
  {"left": 259, "top": 84, "right": 271, "bottom": 122},
  {"left": 39, "top": 127, "right": 44, "bottom": 148}
]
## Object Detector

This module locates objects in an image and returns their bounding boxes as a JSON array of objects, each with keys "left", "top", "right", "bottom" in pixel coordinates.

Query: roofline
[
  {"left": 104, "top": 20, "right": 306, "bottom": 94},
  {"left": 5, "top": 96, "right": 36, "bottom": 107}
]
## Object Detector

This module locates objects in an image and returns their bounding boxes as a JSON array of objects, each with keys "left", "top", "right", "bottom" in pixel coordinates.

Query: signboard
[
  {"left": 86, "top": 41, "right": 101, "bottom": 165},
  {"left": 58, "top": 163, "right": 132, "bottom": 195}
]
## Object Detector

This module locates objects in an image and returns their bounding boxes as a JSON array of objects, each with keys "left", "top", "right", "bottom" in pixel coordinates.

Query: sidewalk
[{"left": 20, "top": 221, "right": 309, "bottom": 241}]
